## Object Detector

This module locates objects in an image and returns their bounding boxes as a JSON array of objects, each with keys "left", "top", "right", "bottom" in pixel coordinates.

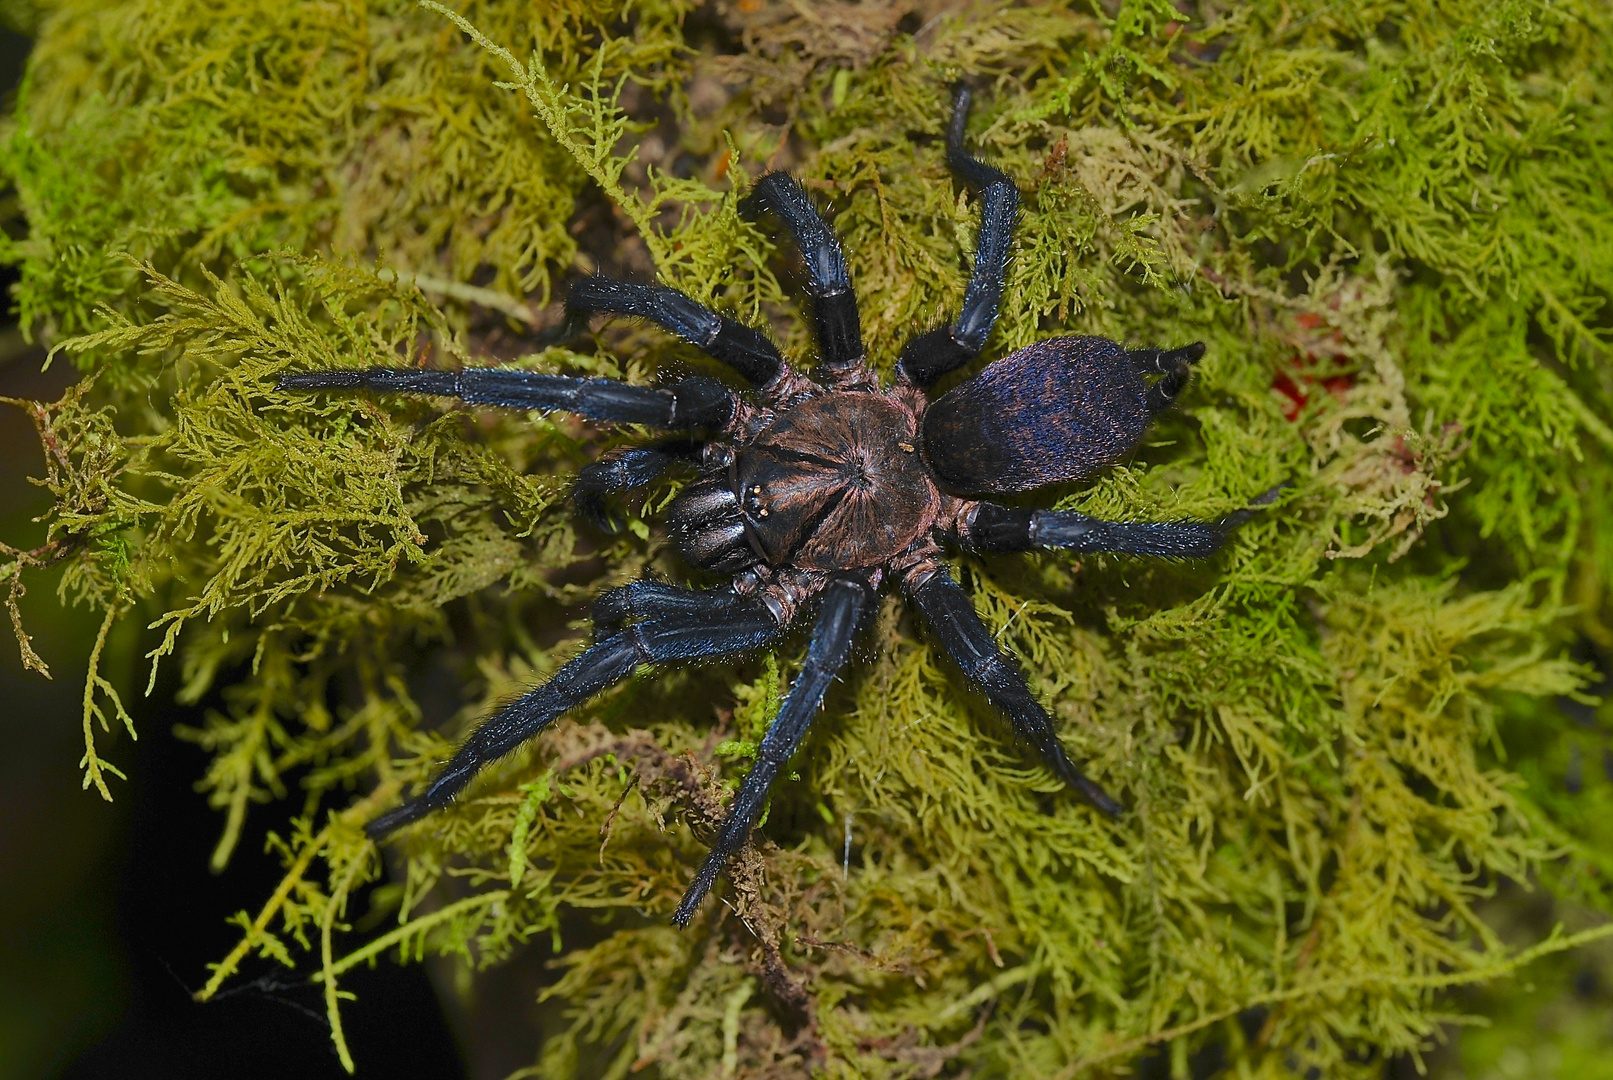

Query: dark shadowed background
[{"left": 0, "top": 27, "right": 468, "bottom": 1080}]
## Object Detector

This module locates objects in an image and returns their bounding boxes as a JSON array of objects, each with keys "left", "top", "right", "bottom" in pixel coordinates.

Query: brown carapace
[{"left": 279, "top": 85, "right": 1276, "bottom": 928}]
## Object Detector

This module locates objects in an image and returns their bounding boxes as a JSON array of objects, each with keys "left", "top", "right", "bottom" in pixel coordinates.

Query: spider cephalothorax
[{"left": 281, "top": 86, "right": 1269, "bottom": 927}]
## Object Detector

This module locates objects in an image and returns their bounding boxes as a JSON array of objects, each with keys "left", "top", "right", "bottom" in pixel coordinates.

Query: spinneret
[{"left": 279, "top": 84, "right": 1274, "bottom": 928}]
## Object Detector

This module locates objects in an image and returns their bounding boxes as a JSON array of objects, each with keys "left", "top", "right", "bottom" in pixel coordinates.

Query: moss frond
[{"left": 5, "top": 0, "right": 1613, "bottom": 1076}]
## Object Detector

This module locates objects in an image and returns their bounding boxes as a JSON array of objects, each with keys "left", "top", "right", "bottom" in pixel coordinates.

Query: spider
[{"left": 280, "top": 85, "right": 1271, "bottom": 928}]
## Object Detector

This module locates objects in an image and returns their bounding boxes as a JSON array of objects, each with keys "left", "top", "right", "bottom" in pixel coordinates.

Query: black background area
[{"left": 0, "top": 24, "right": 468, "bottom": 1080}]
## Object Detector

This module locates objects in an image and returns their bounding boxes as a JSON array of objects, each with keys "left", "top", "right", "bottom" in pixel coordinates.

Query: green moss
[{"left": 4, "top": 0, "right": 1613, "bottom": 1076}]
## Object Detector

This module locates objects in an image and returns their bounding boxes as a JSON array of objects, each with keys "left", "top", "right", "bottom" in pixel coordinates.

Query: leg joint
[{"left": 626, "top": 624, "right": 655, "bottom": 664}]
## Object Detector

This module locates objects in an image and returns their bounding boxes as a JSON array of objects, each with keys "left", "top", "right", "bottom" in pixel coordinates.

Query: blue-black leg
[
  {"left": 574, "top": 438, "right": 701, "bottom": 533},
  {"left": 671, "top": 575, "right": 872, "bottom": 927},
  {"left": 963, "top": 483, "right": 1287, "bottom": 558},
  {"left": 966, "top": 503, "right": 1227, "bottom": 559},
  {"left": 278, "top": 367, "right": 734, "bottom": 430},
  {"left": 742, "top": 173, "right": 864, "bottom": 371},
  {"left": 1127, "top": 342, "right": 1204, "bottom": 416},
  {"left": 899, "top": 83, "right": 1021, "bottom": 389},
  {"left": 908, "top": 567, "right": 1123, "bottom": 818},
  {"left": 568, "top": 277, "right": 785, "bottom": 388},
  {"left": 591, "top": 578, "right": 750, "bottom": 637},
  {"left": 366, "top": 591, "right": 783, "bottom": 839}
]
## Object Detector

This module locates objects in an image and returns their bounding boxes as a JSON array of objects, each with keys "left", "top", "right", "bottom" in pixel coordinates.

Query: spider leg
[
  {"left": 961, "top": 483, "right": 1286, "bottom": 558},
  {"left": 965, "top": 503, "right": 1229, "bottom": 559},
  {"left": 908, "top": 567, "right": 1123, "bottom": 817},
  {"left": 567, "top": 276, "right": 785, "bottom": 388},
  {"left": 671, "top": 575, "right": 872, "bottom": 927},
  {"left": 742, "top": 173, "right": 864, "bottom": 372},
  {"left": 366, "top": 589, "right": 783, "bottom": 840},
  {"left": 278, "top": 368, "right": 734, "bottom": 430},
  {"left": 899, "top": 83, "right": 1021, "bottom": 389},
  {"left": 574, "top": 437, "right": 702, "bottom": 533},
  {"left": 591, "top": 578, "right": 750, "bottom": 636},
  {"left": 1127, "top": 342, "right": 1205, "bottom": 416}
]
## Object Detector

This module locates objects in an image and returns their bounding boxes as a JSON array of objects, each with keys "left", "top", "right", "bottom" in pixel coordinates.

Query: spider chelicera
[{"left": 280, "top": 85, "right": 1270, "bottom": 928}]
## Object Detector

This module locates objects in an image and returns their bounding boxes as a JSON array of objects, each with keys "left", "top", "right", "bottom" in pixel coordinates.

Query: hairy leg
[
  {"left": 671, "top": 575, "right": 872, "bottom": 927},
  {"left": 279, "top": 368, "right": 734, "bottom": 430},
  {"left": 573, "top": 438, "right": 702, "bottom": 533},
  {"left": 591, "top": 577, "right": 751, "bottom": 636},
  {"left": 965, "top": 504, "right": 1231, "bottom": 559},
  {"left": 961, "top": 483, "right": 1286, "bottom": 558},
  {"left": 908, "top": 567, "right": 1123, "bottom": 817},
  {"left": 568, "top": 276, "right": 785, "bottom": 389},
  {"left": 366, "top": 589, "right": 783, "bottom": 839},
  {"left": 742, "top": 173, "right": 864, "bottom": 373},
  {"left": 899, "top": 83, "right": 1021, "bottom": 389}
]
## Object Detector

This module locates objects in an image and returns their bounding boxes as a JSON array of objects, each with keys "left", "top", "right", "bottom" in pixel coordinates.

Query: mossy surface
[{"left": 4, "top": 0, "right": 1613, "bottom": 1076}]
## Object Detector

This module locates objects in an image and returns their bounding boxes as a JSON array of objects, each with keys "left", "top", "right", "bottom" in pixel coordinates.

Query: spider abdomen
[{"left": 921, "top": 337, "right": 1149, "bottom": 493}]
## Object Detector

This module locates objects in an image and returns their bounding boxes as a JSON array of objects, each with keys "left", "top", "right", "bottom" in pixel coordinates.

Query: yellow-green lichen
[{"left": 4, "top": 0, "right": 1613, "bottom": 1077}]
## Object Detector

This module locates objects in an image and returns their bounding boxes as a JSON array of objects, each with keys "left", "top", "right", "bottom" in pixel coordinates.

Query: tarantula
[{"left": 281, "top": 86, "right": 1266, "bottom": 928}]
